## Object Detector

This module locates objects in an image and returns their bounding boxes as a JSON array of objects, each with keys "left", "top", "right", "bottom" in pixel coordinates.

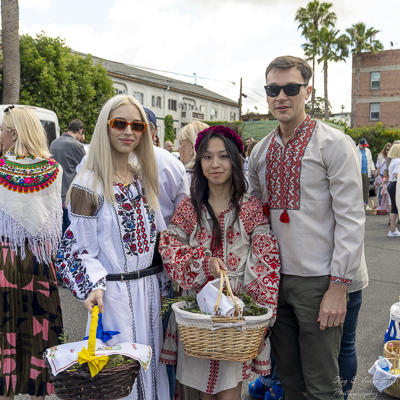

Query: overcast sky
[{"left": 18, "top": 0, "right": 400, "bottom": 115}]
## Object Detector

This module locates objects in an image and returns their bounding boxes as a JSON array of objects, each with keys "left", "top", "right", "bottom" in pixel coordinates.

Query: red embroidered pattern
[
  {"left": 265, "top": 116, "right": 315, "bottom": 211},
  {"left": 330, "top": 276, "right": 351, "bottom": 285},
  {"left": 226, "top": 226, "right": 239, "bottom": 245},
  {"left": 239, "top": 196, "right": 269, "bottom": 235},
  {"left": 195, "top": 227, "right": 211, "bottom": 245},
  {"left": 206, "top": 360, "right": 220, "bottom": 394},
  {"left": 227, "top": 252, "right": 240, "bottom": 271},
  {"left": 170, "top": 197, "right": 197, "bottom": 235}
]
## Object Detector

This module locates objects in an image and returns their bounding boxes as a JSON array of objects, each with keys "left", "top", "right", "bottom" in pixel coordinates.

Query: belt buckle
[{"left": 121, "top": 273, "right": 126, "bottom": 282}]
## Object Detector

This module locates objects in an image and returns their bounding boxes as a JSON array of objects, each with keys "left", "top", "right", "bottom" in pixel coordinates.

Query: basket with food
[
  {"left": 168, "top": 270, "right": 273, "bottom": 362},
  {"left": 44, "top": 306, "right": 151, "bottom": 400}
]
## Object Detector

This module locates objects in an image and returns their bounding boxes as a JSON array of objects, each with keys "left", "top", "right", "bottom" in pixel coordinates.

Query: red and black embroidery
[{"left": 265, "top": 116, "right": 315, "bottom": 214}]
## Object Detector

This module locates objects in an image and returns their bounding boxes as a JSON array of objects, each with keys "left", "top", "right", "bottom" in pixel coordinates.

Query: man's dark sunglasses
[{"left": 264, "top": 84, "right": 307, "bottom": 97}]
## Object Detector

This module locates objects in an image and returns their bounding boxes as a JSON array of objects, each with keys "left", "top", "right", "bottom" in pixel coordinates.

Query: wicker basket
[
  {"left": 45, "top": 306, "right": 140, "bottom": 399},
  {"left": 366, "top": 200, "right": 377, "bottom": 215},
  {"left": 173, "top": 270, "right": 272, "bottom": 362},
  {"left": 383, "top": 355, "right": 400, "bottom": 398},
  {"left": 46, "top": 358, "right": 140, "bottom": 400}
]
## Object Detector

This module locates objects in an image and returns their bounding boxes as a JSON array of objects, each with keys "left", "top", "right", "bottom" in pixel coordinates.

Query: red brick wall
[{"left": 352, "top": 49, "right": 400, "bottom": 127}]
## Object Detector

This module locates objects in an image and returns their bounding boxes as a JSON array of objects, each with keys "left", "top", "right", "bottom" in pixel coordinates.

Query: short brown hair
[{"left": 266, "top": 56, "right": 312, "bottom": 84}]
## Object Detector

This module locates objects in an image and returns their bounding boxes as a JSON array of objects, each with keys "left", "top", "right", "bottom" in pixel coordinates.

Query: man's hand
[
  {"left": 84, "top": 289, "right": 105, "bottom": 314},
  {"left": 209, "top": 257, "right": 227, "bottom": 278},
  {"left": 318, "top": 283, "right": 348, "bottom": 330}
]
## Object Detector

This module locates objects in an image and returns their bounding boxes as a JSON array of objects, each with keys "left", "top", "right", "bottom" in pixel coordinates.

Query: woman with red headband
[{"left": 159, "top": 125, "right": 280, "bottom": 400}]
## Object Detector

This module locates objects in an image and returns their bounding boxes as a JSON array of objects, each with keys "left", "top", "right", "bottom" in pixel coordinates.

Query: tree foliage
[
  {"left": 345, "top": 23, "right": 384, "bottom": 128},
  {"left": 10, "top": 33, "right": 115, "bottom": 141},
  {"left": 346, "top": 122, "right": 400, "bottom": 160},
  {"left": 164, "top": 115, "right": 175, "bottom": 143},
  {"left": 295, "top": 0, "right": 336, "bottom": 117}
]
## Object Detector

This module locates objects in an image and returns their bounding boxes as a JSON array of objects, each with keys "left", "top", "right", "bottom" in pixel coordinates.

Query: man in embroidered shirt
[
  {"left": 50, "top": 119, "right": 86, "bottom": 232},
  {"left": 248, "top": 56, "right": 368, "bottom": 400},
  {"left": 356, "top": 138, "right": 376, "bottom": 205}
]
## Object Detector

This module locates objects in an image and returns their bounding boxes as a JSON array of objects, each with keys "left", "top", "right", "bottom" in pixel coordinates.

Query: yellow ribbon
[{"left": 77, "top": 305, "right": 109, "bottom": 377}]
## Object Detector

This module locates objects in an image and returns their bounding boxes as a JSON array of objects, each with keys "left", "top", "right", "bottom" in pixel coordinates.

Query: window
[
  {"left": 222, "top": 110, "right": 226, "bottom": 119},
  {"left": 168, "top": 99, "right": 177, "bottom": 111},
  {"left": 116, "top": 89, "right": 126, "bottom": 95},
  {"left": 230, "top": 112, "right": 236, "bottom": 121},
  {"left": 134, "top": 92, "right": 144, "bottom": 104},
  {"left": 200, "top": 105, "right": 206, "bottom": 113},
  {"left": 152, "top": 96, "right": 161, "bottom": 108},
  {"left": 210, "top": 108, "right": 217, "bottom": 119},
  {"left": 370, "top": 103, "right": 380, "bottom": 120},
  {"left": 371, "top": 72, "right": 380, "bottom": 90}
]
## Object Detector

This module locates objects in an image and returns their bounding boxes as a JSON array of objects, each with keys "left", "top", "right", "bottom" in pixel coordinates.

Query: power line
[{"left": 128, "top": 64, "right": 237, "bottom": 85}]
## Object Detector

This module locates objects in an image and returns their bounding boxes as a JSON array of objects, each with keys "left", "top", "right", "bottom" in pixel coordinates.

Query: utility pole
[{"left": 238, "top": 78, "right": 243, "bottom": 121}]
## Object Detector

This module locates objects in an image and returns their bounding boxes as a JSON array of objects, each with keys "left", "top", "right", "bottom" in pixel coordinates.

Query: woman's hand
[
  {"left": 84, "top": 289, "right": 105, "bottom": 314},
  {"left": 209, "top": 257, "right": 227, "bottom": 279}
]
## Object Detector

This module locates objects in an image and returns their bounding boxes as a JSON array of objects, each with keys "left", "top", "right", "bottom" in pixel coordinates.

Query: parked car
[{"left": 0, "top": 104, "right": 60, "bottom": 145}]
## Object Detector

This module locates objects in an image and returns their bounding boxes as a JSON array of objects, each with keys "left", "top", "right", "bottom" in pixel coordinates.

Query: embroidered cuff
[
  {"left": 91, "top": 277, "right": 107, "bottom": 292},
  {"left": 203, "top": 256, "right": 213, "bottom": 279},
  {"left": 330, "top": 276, "right": 352, "bottom": 285}
]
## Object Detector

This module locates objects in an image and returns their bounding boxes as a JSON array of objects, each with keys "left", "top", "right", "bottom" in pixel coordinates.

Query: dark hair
[
  {"left": 190, "top": 132, "right": 247, "bottom": 252},
  {"left": 67, "top": 119, "right": 85, "bottom": 134},
  {"left": 266, "top": 55, "right": 312, "bottom": 84}
]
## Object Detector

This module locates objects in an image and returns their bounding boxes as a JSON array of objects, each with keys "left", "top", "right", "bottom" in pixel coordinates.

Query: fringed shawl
[{"left": 0, "top": 153, "right": 63, "bottom": 263}]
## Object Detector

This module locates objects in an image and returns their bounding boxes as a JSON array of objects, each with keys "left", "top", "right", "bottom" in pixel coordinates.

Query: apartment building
[{"left": 352, "top": 49, "right": 400, "bottom": 128}]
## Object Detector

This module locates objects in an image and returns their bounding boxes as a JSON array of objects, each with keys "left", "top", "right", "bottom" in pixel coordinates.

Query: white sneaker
[{"left": 388, "top": 229, "right": 400, "bottom": 238}]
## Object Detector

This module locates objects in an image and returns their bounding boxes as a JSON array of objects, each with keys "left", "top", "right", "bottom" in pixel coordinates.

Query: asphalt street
[{"left": 15, "top": 195, "right": 400, "bottom": 399}]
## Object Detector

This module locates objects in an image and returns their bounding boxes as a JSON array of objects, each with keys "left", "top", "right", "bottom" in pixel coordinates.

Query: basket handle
[{"left": 213, "top": 270, "right": 241, "bottom": 315}]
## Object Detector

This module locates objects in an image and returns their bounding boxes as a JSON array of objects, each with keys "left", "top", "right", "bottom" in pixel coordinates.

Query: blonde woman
[
  {"left": 56, "top": 95, "right": 170, "bottom": 399},
  {"left": 177, "top": 121, "right": 209, "bottom": 185},
  {"left": 0, "top": 106, "right": 63, "bottom": 399}
]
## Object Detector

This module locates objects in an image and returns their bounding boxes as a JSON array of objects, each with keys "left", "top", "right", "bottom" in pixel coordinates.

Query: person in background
[
  {"left": 380, "top": 169, "right": 390, "bottom": 213},
  {"left": 0, "top": 106, "right": 63, "bottom": 399},
  {"left": 56, "top": 95, "right": 170, "bottom": 399},
  {"left": 356, "top": 139, "right": 376, "bottom": 206},
  {"left": 160, "top": 125, "right": 280, "bottom": 400},
  {"left": 50, "top": 119, "right": 86, "bottom": 233},
  {"left": 248, "top": 55, "right": 367, "bottom": 400},
  {"left": 164, "top": 140, "right": 174, "bottom": 153},
  {"left": 376, "top": 143, "right": 391, "bottom": 206},
  {"left": 387, "top": 144, "right": 400, "bottom": 238},
  {"left": 177, "top": 121, "right": 209, "bottom": 186},
  {"left": 154, "top": 135, "right": 161, "bottom": 147}
]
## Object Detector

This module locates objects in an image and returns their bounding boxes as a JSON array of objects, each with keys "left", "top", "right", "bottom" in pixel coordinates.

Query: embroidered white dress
[
  {"left": 56, "top": 171, "right": 169, "bottom": 400},
  {"left": 159, "top": 194, "right": 281, "bottom": 394}
]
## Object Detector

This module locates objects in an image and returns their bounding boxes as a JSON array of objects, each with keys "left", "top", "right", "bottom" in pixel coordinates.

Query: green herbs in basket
[{"left": 161, "top": 292, "right": 270, "bottom": 318}]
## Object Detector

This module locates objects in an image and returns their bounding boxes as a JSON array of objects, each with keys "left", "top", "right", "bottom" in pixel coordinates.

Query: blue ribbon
[{"left": 83, "top": 312, "right": 120, "bottom": 342}]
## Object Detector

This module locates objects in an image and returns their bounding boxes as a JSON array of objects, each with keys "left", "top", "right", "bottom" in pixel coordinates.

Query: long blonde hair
[
  {"left": 69, "top": 95, "right": 159, "bottom": 210},
  {"left": 3, "top": 107, "right": 50, "bottom": 158}
]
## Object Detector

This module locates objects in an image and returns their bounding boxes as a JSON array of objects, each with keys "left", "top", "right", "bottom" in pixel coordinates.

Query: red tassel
[
  {"left": 263, "top": 203, "right": 269, "bottom": 216},
  {"left": 280, "top": 210, "right": 289, "bottom": 223}
]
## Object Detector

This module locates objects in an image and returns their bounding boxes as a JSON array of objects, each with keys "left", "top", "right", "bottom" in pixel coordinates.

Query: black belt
[{"left": 106, "top": 264, "right": 163, "bottom": 282}]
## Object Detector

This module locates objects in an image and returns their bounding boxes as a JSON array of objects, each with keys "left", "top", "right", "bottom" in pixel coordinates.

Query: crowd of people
[{"left": 4, "top": 54, "right": 396, "bottom": 400}]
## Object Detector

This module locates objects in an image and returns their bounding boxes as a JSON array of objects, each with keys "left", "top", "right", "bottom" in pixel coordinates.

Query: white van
[{"left": 0, "top": 104, "right": 60, "bottom": 145}]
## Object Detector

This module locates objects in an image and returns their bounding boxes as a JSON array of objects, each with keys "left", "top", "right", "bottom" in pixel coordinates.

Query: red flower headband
[{"left": 194, "top": 125, "right": 244, "bottom": 154}]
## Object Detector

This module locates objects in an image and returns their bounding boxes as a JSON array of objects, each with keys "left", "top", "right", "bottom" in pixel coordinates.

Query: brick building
[{"left": 352, "top": 49, "right": 400, "bottom": 128}]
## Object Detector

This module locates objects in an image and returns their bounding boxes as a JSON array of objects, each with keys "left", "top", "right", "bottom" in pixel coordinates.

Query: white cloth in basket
[
  {"left": 196, "top": 278, "right": 243, "bottom": 316},
  {"left": 368, "top": 358, "right": 397, "bottom": 392},
  {"left": 44, "top": 339, "right": 152, "bottom": 376}
]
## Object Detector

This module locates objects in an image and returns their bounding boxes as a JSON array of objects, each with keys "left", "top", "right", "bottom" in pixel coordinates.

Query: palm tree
[
  {"left": 1, "top": 0, "right": 20, "bottom": 104},
  {"left": 316, "top": 27, "right": 349, "bottom": 119},
  {"left": 346, "top": 22, "right": 383, "bottom": 128},
  {"left": 295, "top": 0, "right": 336, "bottom": 117}
]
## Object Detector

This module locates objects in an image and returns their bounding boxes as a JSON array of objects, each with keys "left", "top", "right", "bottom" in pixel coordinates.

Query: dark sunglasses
[
  {"left": 107, "top": 118, "right": 148, "bottom": 133},
  {"left": 4, "top": 105, "right": 15, "bottom": 114},
  {"left": 264, "top": 84, "right": 307, "bottom": 97}
]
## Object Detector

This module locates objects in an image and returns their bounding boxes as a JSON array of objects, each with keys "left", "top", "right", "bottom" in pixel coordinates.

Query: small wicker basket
[
  {"left": 383, "top": 341, "right": 400, "bottom": 398},
  {"left": 45, "top": 306, "right": 140, "bottom": 400},
  {"left": 172, "top": 270, "right": 272, "bottom": 362},
  {"left": 366, "top": 200, "right": 377, "bottom": 215}
]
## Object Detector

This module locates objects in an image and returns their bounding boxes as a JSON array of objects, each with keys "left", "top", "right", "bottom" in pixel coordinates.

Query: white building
[
  {"left": 90, "top": 55, "right": 240, "bottom": 147},
  {"left": 330, "top": 111, "right": 351, "bottom": 126}
]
